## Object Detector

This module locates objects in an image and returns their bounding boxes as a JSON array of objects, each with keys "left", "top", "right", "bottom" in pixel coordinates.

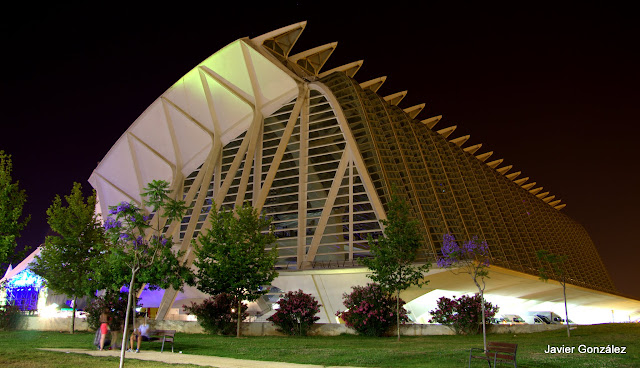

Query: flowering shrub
[
  {"left": 0, "top": 304, "right": 22, "bottom": 330},
  {"left": 336, "top": 283, "right": 408, "bottom": 337},
  {"left": 184, "top": 293, "right": 248, "bottom": 335},
  {"left": 85, "top": 291, "right": 129, "bottom": 332},
  {"left": 267, "top": 290, "right": 321, "bottom": 336},
  {"left": 428, "top": 294, "right": 499, "bottom": 335}
]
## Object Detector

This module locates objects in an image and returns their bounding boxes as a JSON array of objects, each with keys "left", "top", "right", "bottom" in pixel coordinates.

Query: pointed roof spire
[
  {"left": 497, "top": 164, "right": 513, "bottom": 174},
  {"left": 521, "top": 182, "right": 536, "bottom": 190},
  {"left": 487, "top": 158, "right": 503, "bottom": 169},
  {"left": 384, "top": 91, "right": 407, "bottom": 106},
  {"left": 319, "top": 60, "right": 364, "bottom": 78},
  {"left": 359, "top": 76, "right": 387, "bottom": 92},
  {"left": 421, "top": 115, "right": 442, "bottom": 129},
  {"left": 450, "top": 135, "right": 470, "bottom": 146},
  {"left": 437, "top": 125, "right": 457, "bottom": 138},
  {"left": 549, "top": 199, "right": 562, "bottom": 207},
  {"left": 253, "top": 21, "right": 307, "bottom": 59},
  {"left": 289, "top": 42, "right": 338, "bottom": 76},
  {"left": 529, "top": 187, "right": 543, "bottom": 195},
  {"left": 543, "top": 195, "right": 556, "bottom": 203},
  {"left": 463, "top": 143, "right": 482, "bottom": 154},
  {"left": 505, "top": 171, "right": 521, "bottom": 180},
  {"left": 554, "top": 204, "right": 566, "bottom": 210},
  {"left": 514, "top": 177, "right": 529, "bottom": 185},
  {"left": 3, "top": 264, "right": 13, "bottom": 278},
  {"left": 476, "top": 151, "right": 493, "bottom": 162},
  {"left": 536, "top": 191, "right": 550, "bottom": 199},
  {"left": 404, "top": 104, "right": 425, "bottom": 119}
]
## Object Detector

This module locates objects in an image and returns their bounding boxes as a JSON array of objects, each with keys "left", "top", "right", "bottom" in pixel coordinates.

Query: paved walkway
[{"left": 40, "top": 348, "right": 367, "bottom": 368}]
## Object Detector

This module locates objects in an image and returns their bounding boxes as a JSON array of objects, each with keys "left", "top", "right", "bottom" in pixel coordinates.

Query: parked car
[
  {"left": 525, "top": 311, "right": 564, "bottom": 324},
  {"left": 500, "top": 314, "right": 527, "bottom": 324}
]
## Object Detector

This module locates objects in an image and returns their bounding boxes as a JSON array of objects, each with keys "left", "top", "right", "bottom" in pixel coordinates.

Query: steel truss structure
[{"left": 89, "top": 22, "right": 615, "bottom": 320}]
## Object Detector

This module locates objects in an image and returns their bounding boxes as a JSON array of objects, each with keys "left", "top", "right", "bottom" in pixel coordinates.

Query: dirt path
[{"left": 39, "top": 348, "right": 368, "bottom": 368}]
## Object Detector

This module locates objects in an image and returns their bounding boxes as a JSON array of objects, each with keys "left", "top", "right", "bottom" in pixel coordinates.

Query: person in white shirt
[{"left": 128, "top": 315, "right": 151, "bottom": 353}]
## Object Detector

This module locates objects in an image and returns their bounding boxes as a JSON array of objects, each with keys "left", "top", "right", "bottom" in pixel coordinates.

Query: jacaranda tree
[
  {"left": 360, "top": 190, "right": 430, "bottom": 341},
  {"left": 102, "top": 180, "right": 190, "bottom": 368},
  {"left": 437, "top": 233, "right": 491, "bottom": 351},
  {"left": 31, "top": 182, "right": 105, "bottom": 334},
  {"left": 537, "top": 249, "right": 571, "bottom": 338},
  {"left": 192, "top": 202, "right": 278, "bottom": 338}
]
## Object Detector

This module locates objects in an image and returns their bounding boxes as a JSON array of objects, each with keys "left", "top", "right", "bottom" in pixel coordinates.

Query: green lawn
[{"left": 0, "top": 324, "right": 638, "bottom": 367}]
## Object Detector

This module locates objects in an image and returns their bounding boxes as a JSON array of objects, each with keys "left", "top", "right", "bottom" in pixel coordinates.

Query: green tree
[
  {"left": 0, "top": 151, "right": 30, "bottom": 271},
  {"left": 537, "top": 250, "right": 571, "bottom": 338},
  {"left": 31, "top": 182, "right": 105, "bottom": 334},
  {"left": 192, "top": 202, "right": 278, "bottom": 337},
  {"left": 102, "top": 180, "right": 190, "bottom": 368},
  {"left": 360, "top": 191, "right": 430, "bottom": 341}
]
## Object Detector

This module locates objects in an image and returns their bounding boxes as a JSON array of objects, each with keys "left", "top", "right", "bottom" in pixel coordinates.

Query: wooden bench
[
  {"left": 469, "top": 342, "right": 518, "bottom": 367},
  {"left": 147, "top": 330, "right": 175, "bottom": 353}
]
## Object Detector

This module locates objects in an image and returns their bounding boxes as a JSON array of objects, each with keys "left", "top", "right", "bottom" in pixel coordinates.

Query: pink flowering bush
[
  {"left": 336, "top": 283, "right": 409, "bottom": 337},
  {"left": 267, "top": 290, "right": 321, "bottom": 336},
  {"left": 428, "top": 294, "right": 499, "bottom": 335}
]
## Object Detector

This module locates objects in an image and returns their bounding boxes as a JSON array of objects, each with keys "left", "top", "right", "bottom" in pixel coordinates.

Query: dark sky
[{"left": 2, "top": 3, "right": 639, "bottom": 298}]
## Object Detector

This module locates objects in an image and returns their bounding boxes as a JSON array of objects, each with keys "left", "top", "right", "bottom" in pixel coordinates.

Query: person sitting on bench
[{"left": 128, "top": 315, "right": 151, "bottom": 353}]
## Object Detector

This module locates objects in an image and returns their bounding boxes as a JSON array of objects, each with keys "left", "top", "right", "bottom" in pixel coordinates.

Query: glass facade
[
  {"left": 174, "top": 69, "right": 615, "bottom": 294},
  {"left": 181, "top": 87, "right": 382, "bottom": 270},
  {"left": 321, "top": 71, "right": 615, "bottom": 293}
]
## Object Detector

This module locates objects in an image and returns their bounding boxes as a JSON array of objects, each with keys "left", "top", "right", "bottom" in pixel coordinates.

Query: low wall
[
  {"left": 489, "top": 323, "right": 565, "bottom": 334},
  {"left": 21, "top": 316, "right": 90, "bottom": 332},
  {"left": 20, "top": 316, "right": 566, "bottom": 335}
]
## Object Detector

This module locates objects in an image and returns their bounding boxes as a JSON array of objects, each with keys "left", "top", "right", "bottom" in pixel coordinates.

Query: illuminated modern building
[
  {"left": 87, "top": 22, "right": 638, "bottom": 324},
  {"left": 0, "top": 249, "right": 44, "bottom": 311},
  {"left": 0, "top": 247, "right": 88, "bottom": 316}
]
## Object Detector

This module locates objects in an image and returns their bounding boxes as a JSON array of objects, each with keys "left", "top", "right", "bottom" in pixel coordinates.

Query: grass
[{"left": 0, "top": 324, "right": 638, "bottom": 367}]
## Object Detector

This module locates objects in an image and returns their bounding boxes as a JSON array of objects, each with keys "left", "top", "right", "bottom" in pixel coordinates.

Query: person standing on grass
[{"left": 99, "top": 313, "right": 110, "bottom": 351}]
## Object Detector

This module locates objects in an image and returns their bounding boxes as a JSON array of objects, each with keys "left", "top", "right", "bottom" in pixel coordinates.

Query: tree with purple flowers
[
  {"left": 437, "top": 233, "right": 491, "bottom": 351},
  {"left": 102, "top": 180, "right": 191, "bottom": 368}
]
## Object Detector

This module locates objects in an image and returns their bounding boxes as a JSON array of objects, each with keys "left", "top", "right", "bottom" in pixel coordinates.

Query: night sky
[{"left": 2, "top": 3, "right": 639, "bottom": 298}]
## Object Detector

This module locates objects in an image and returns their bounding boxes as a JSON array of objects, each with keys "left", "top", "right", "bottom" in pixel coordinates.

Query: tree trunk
[
  {"left": 131, "top": 294, "right": 137, "bottom": 336},
  {"left": 563, "top": 281, "right": 570, "bottom": 338},
  {"left": 119, "top": 269, "right": 136, "bottom": 368},
  {"left": 481, "top": 292, "right": 487, "bottom": 352},
  {"left": 71, "top": 296, "right": 77, "bottom": 334},
  {"left": 396, "top": 290, "right": 400, "bottom": 341},
  {"left": 473, "top": 276, "right": 487, "bottom": 352},
  {"left": 236, "top": 300, "right": 242, "bottom": 338},
  {"left": 111, "top": 330, "right": 119, "bottom": 350}
]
